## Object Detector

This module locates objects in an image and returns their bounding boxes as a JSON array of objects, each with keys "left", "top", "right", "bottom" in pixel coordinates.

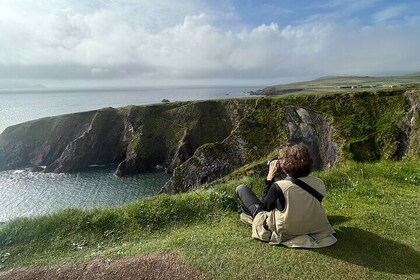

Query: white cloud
[
  {"left": 0, "top": 0, "right": 419, "bottom": 85},
  {"left": 91, "top": 67, "right": 110, "bottom": 76},
  {"left": 373, "top": 5, "right": 407, "bottom": 24}
]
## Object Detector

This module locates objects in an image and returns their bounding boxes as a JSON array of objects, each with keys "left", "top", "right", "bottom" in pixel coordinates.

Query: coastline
[
  {"left": 1, "top": 88, "right": 418, "bottom": 221},
  {"left": 0, "top": 85, "right": 262, "bottom": 134},
  {"left": 0, "top": 88, "right": 419, "bottom": 279}
]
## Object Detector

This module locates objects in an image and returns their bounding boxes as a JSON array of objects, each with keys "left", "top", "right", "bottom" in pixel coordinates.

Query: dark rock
[
  {"left": 115, "top": 156, "right": 141, "bottom": 177},
  {"left": 161, "top": 100, "right": 254, "bottom": 193},
  {"left": 30, "top": 166, "right": 45, "bottom": 172},
  {"left": 166, "top": 135, "right": 194, "bottom": 173},
  {"left": 0, "top": 111, "right": 95, "bottom": 171},
  {"left": 0, "top": 108, "right": 127, "bottom": 173},
  {"left": 348, "top": 137, "right": 380, "bottom": 162},
  {"left": 161, "top": 99, "right": 170, "bottom": 103},
  {"left": 45, "top": 109, "right": 127, "bottom": 173},
  {"left": 404, "top": 90, "right": 420, "bottom": 159},
  {"left": 161, "top": 103, "right": 341, "bottom": 194},
  {"left": 114, "top": 101, "right": 234, "bottom": 177},
  {"left": 283, "top": 106, "right": 340, "bottom": 169},
  {"left": 161, "top": 142, "right": 243, "bottom": 194}
]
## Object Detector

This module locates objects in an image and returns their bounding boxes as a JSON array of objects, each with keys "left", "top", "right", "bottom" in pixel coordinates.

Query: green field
[
  {"left": 253, "top": 72, "right": 420, "bottom": 96},
  {"left": 1, "top": 160, "right": 419, "bottom": 279}
]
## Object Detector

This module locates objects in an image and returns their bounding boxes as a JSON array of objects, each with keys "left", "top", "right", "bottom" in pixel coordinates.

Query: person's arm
[
  {"left": 262, "top": 178, "right": 274, "bottom": 199},
  {"left": 261, "top": 160, "right": 285, "bottom": 211},
  {"left": 262, "top": 182, "right": 285, "bottom": 211}
]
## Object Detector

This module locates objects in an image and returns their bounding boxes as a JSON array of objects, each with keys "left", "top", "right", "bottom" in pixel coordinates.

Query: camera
[
  {"left": 266, "top": 158, "right": 284, "bottom": 178},
  {"left": 266, "top": 158, "right": 280, "bottom": 171}
]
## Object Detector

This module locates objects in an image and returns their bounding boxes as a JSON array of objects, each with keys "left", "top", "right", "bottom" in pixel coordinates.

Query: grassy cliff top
[
  {"left": 0, "top": 160, "right": 419, "bottom": 279},
  {"left": 254, "top": 72, "right": 420, "bottom": 95}
]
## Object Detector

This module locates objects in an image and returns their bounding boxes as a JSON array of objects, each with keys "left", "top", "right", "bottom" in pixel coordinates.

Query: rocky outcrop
[
  {"left": 161, "top": 90, "right": 419, "bottom": 193},
  {"left": 0, "top": 100, "right": 238, "bottom": 177},
  {"left": 114, "top": 101, "right": 236, "bottom": 176},
  {"left": 161, "top": 99, "right": 257, "bottom": 193},
  {"left": 0, "top": 108, "right": 127, "bottom": 173},
  {"left": 162, "top": 142, "right": 244, "bottom": 194},
  {"left": 162, "top": 102, "right": 341, "bottom": 194},
  {"left": 0, "top": 90, "right": 418, "bottom": 195},
  {"left": 44, "top": 109, "right": 127, "bottom": 172},
  {"left": 283, "top": 106, "right": 340, "bottom": 170},
  {"left": 166, "top": 132, "right": 194, "bottom": 174},
  {"left": 403, "top": 90, "right": 420, "bottom": 159}
]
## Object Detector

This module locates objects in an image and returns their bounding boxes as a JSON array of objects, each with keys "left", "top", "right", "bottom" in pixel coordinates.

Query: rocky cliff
[
  {"left": 0, "top": 90, "right": 418, "bottom": 194},
  {"left": 0, "top": 101, "right": 238, "bottom": 175},
  {"left": 0, "top": 108, "right": 127, "bottom": 172}
]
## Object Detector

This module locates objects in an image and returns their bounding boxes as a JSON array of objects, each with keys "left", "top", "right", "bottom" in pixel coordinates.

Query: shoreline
[{"left": 0, "top": 86, "right": 261, "bottom": 135}]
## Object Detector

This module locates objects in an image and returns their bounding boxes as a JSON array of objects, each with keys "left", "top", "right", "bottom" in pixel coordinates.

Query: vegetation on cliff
[
  {"left": 0, "top": 89, "right": 418, "bottom": 195},
  {"left": 164, "top": 89, "right": 419, "bottom": 193}
]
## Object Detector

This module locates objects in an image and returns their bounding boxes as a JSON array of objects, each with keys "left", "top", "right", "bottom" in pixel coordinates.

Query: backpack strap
[{"left": 286, "top": 176, "right": 323, "bottom": 203}]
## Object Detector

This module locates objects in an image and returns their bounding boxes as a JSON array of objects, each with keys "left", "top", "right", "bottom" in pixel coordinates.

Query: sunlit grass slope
[
  {"left": 1, "top": 160, "right": 419, "bottom": 279},
  {"left": 256, "top": 72, "right": 420, "bottom": 95}
]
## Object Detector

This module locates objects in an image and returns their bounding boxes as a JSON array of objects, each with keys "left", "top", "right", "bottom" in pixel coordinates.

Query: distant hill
[
  {"left": 251, "top": 72, "right": 420, "bottom": 96},
  {"left": 0, "top": 82, "right": 46, "bottom": 91},
  {"left": 405, "top": 71, "right": 420, "bottom": 77}
]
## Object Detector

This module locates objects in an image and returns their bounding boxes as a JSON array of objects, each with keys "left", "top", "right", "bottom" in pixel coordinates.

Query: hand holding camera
[{"left": 266, "top": 158, "right": 281, "bottom": 181}]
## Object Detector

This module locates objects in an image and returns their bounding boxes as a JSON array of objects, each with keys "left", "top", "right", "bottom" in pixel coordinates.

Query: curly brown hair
[{"left": 278, "top": 143, "right": 312, "bottom": 177}]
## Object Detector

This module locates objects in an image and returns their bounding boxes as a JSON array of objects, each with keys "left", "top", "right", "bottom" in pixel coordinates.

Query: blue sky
[
  {"left": 230, "top": 0, "right": 419, "bottom": 26},
  {"left": 0, "top": 0, "right": 419, "bottom": 88}
]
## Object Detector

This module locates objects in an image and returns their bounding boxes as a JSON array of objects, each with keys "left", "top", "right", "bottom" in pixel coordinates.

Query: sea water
[
  {"left": 0, "top": 167, "right": 171, "bottom": 222},
  {"left": 0, "top": 86, "right": 261, "bottom": 222}
]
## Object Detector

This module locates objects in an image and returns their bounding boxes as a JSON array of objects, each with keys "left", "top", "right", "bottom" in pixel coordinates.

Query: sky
[{"left": 0, "top": 0, "right": 419, "bottom": 88}]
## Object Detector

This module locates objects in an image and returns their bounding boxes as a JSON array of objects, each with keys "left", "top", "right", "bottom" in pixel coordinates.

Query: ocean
[{"left": 0, "top": 86, "right": 261, "bottom": 222}]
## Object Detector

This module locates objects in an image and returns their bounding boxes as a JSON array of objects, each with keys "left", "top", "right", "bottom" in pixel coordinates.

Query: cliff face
[
  {"left": 404, "top": 90, "right": 420, "bottom": 159},
  {"left": 0, "top": 90, "right": 418, "bottom": 194},
  {"left": 0, "top": 108, "right": 127, "bottom": 172},
  {"left": 44, "top": 108, "right": 127, "bottom": 173},
  {"left": 114, "top": 101, "right": 237, "bottom": 176},
  {"left": 283, "top": 105, "right": 340, "bottom": 170},
  {"left": 0, "top": 100, "right": 238, "bottom": 175}
]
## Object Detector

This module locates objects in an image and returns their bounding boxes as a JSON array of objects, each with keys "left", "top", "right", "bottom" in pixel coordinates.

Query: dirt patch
[{"left": 0, "top": 251, "right": 210, "bottom": 280}]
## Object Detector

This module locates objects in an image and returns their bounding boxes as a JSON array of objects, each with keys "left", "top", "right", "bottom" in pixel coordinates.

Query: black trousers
[
  {"left": 236, "top": 185, "right": 263, "bottom": 218},
  {"left": 236, "top": 184, "right": 285, "bottom": 218}
]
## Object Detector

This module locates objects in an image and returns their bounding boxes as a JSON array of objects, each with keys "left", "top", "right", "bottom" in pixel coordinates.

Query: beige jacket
[{"left": 252, "top": 176, "right": 337, "bottom": 248}]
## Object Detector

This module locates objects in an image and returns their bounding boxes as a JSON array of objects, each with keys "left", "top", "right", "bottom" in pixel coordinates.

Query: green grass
[
  {"left": 256, "top": 73, "right": 420, "bottom": 95},
  {"left": 1, "top": 161, "right": 419, "bottom": 279}
]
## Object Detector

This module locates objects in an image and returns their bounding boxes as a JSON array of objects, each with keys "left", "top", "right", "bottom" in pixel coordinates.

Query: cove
[{"left": 0, "top": 166, "right": 171, "bottom": 223}]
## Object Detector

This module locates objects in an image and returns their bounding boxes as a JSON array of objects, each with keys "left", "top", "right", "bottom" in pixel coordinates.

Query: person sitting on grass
[{"left": 236, "top": 143, "right": 337, "bottom": 248}]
